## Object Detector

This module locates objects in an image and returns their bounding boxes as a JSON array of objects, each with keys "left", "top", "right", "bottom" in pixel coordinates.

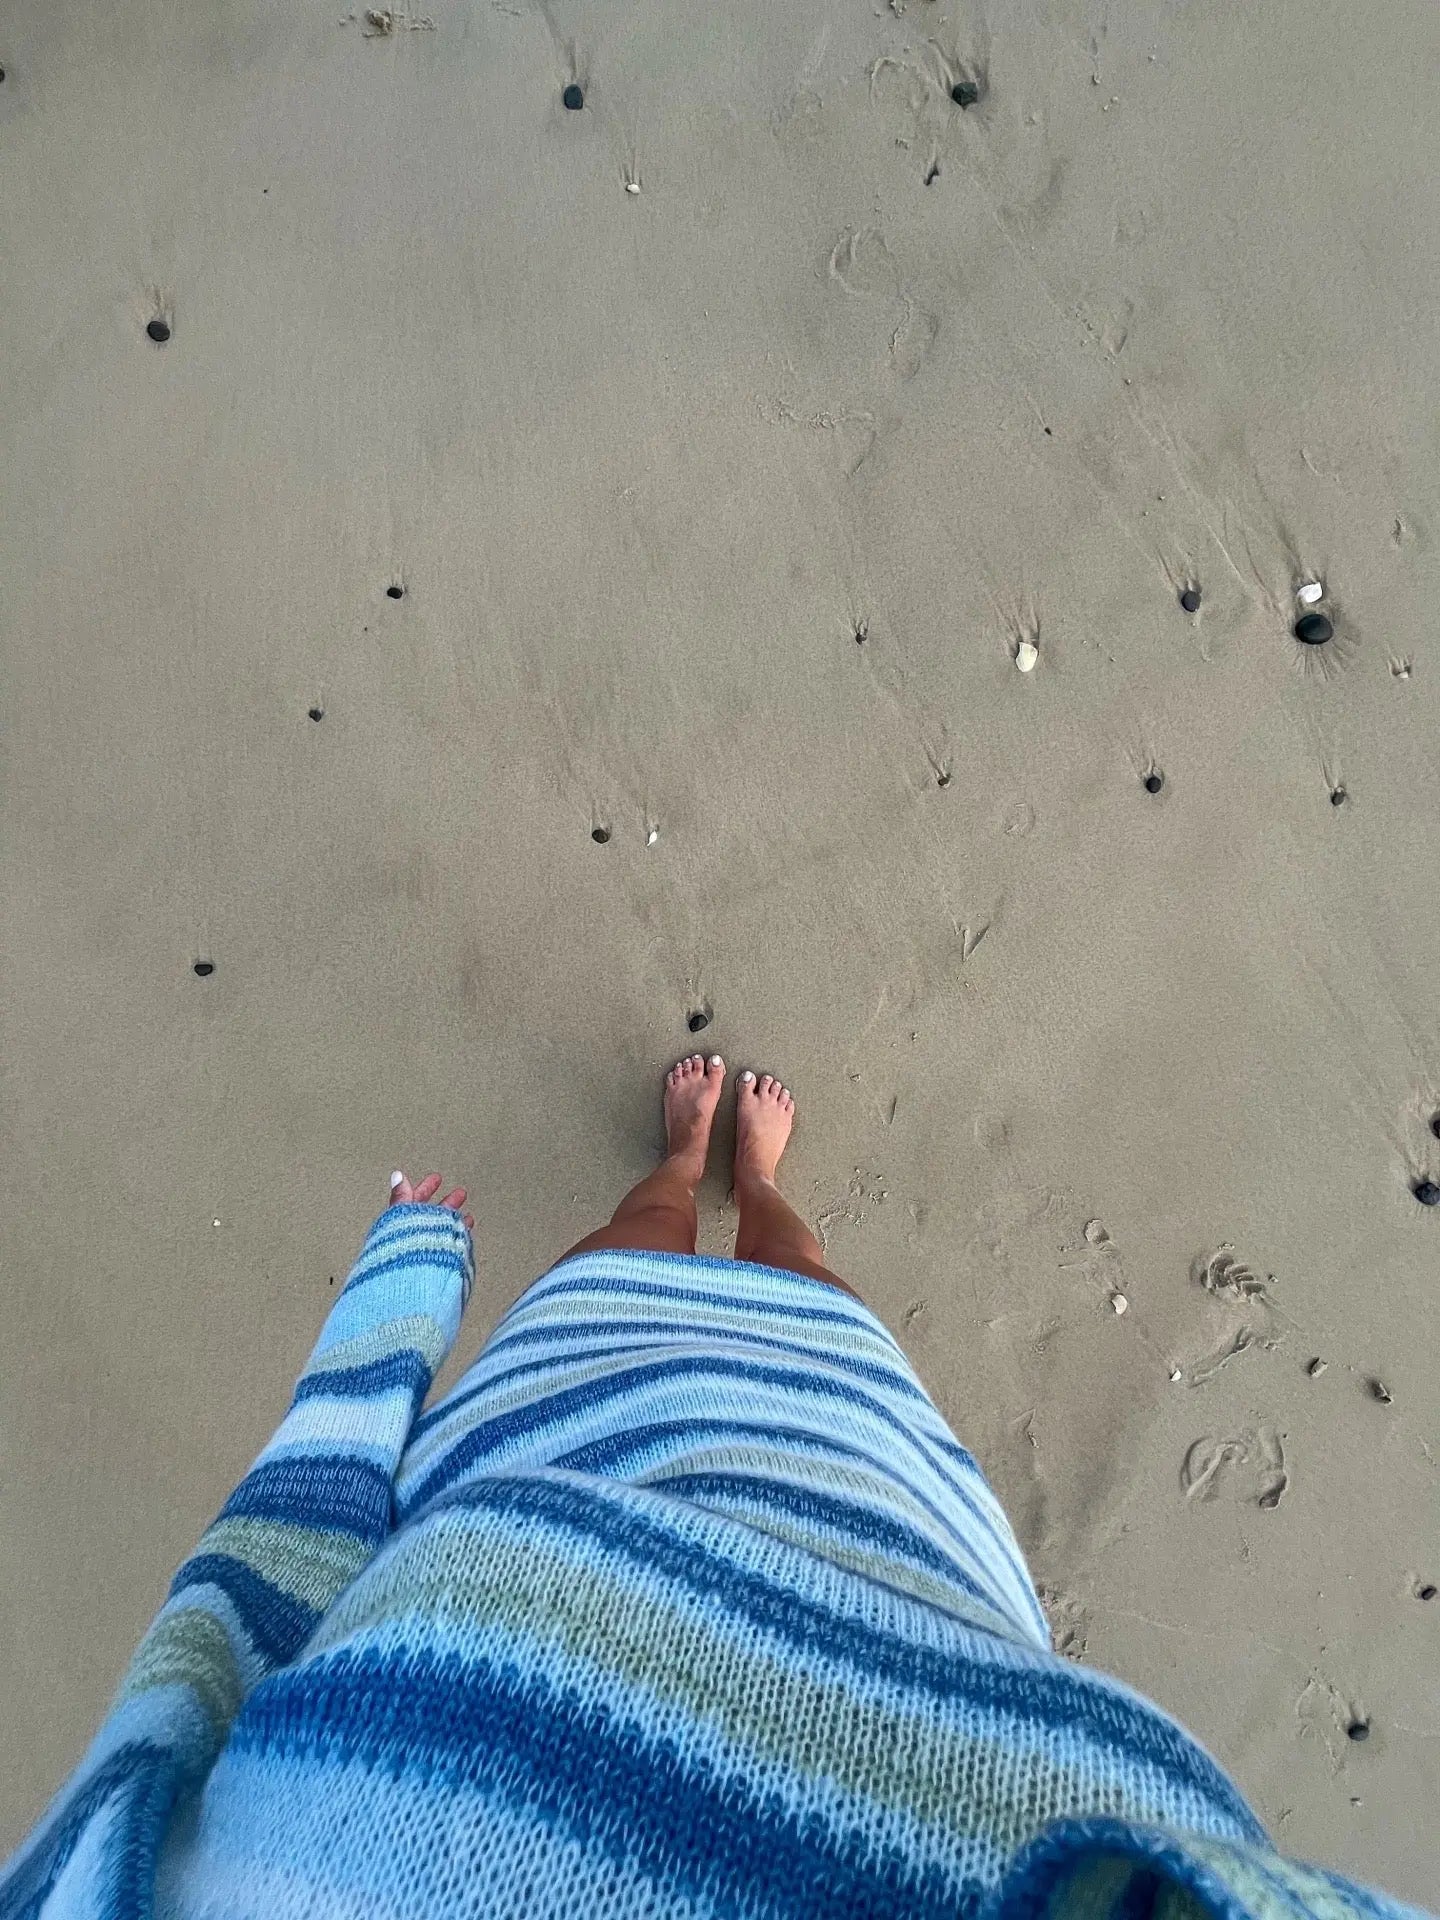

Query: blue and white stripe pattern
[
  {"left": 396, "top": 1248, "right": 1052, "bottom": 1646},
  {"left": 2, "top": 1210, "right": 1429, "bottom": 1920}
]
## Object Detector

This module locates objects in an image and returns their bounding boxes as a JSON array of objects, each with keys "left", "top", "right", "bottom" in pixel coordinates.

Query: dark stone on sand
[
  {"left": 1346, "top": 1720, "right": 1370, "bottom": 1743},
  {"left": 1330, "top": 788, "right": 1346, "bottom": 806},
  {"left": 591, "top": 826, "right": 610, "bottom": 844},
  {"left": 950, "top": 80, "right": 980, "bottom": 107},
  {"left": 386, "top": 584, "right": 404, "bottom": 599},
  {"left": 1419, "top": 1584, "right": 1438, "bottom": 1602},
  {"left": 1430, "top": 1112, "right": 1440, "bottom": 1141},
  {"left": 1294, "top": 612, "right": 1333, "bottom": 645},
  {"left": 562, "top": 83, "right": 584, "bottom": 111},
  {"left": 1413, "top": 1179, "right": 1440, "bottom": 1207},
  {"left": 687, "top": 1011, "right": 710, "bottom": 1033},
  {"left": 1144, "top": 772, "right": 1164, "bottom": 794},
  {"left": 147, "top": 319, "right": 171, "bottom": 343},
  {"left": 1179, "top": 587, "right": 1201, "bottom": 613},
  {"left": 308, "top": 707, "right": 324, "bottom": 722},
  {"left": 193, "top": 960, "right": 214, "bottom": 978}
]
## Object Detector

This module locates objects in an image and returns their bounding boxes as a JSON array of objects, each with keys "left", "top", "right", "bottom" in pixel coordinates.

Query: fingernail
[{"left": 390, "top": 1171, "right": 405, "bottom": 1191}]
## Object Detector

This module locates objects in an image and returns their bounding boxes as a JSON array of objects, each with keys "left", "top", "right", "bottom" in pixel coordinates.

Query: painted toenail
[
  {"left": 740, "top": 1070, "right": 755, "bottom": 1084},
  {"left": 709, "top": 1055, "right": 722, "bottom": 1067},
  {"left": 390, "top": 1171, "right": 405, "bottom": 1191}
]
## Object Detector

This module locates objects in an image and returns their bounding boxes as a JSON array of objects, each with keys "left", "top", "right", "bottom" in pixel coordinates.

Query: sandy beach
[{"left": 2, "top": 0, "right": 1437, "bottom": 1897}]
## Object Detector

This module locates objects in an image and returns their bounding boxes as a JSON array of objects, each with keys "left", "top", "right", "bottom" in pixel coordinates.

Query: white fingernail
[{"left": 390, "top": 1171, "right": 405, "bottom": 1191}]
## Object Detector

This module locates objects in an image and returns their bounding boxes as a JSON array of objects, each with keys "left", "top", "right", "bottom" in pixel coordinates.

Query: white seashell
[
  {"left": 1297, "top": 581, "right": 1324, "bottom": 605},
  {"left": 625, "top": 181, "right": 641, "bottom": 195},
  {"left": 1169, "top": 1366, "right": 1182, "bottom": 1382},
  {"left": 646, "top": 827, "right": 659, "bottom": 845},
  {"left": 1015, "top": 640, "right": 1039, "bottom": 673},
  {"left": 1110, "top": 1291, "right": 1128, "bottom": 1315}
]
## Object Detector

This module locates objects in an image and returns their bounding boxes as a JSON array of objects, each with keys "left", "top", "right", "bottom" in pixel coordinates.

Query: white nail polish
[
  {"left": 390, "top": 1171, "right": 405, "bottom": 1191},
  {"left": 709, "top": 1055, "right": 722, "bottom": 1067},
  {"left": 740, "top": 1070, "right": 755, "bottom": 1083}
]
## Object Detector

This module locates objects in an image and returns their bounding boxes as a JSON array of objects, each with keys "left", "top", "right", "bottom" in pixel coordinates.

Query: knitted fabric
[{"left": 0, "top": 1204, "right": 1426, "bottom": 1920}]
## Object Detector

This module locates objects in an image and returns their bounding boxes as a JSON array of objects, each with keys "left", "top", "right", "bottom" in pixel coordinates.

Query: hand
[{"left": 388, "top": 1170, "right": 474, "bottom": 1233}]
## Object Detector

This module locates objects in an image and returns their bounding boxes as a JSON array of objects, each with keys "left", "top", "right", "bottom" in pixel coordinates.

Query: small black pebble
[
  {"left": 1369, "top": 1378, "right": 1393, "bottom": 1404},
  {"left": 1413, "top": 1179, "right": 1440, "bottom": 1207},
  {"left": 950, "top": 79, "right": 980, "bottom": 107},
  {"left": 591, "top": 826, "right": 610, "bottom": 844},
  {"left": 562, "top": 82, "right": 584, "bottom": 111},
  {"left": 0, "top": 67, "right": 7, "bottom": 82},
  {"left": 1346, "top": 1720, "right": 1370, "bottom": 1743},
  {"left": 386, "top": 584, "right": 404, "bottom": 599},
  {"left": 1430, "top": 1113, "right": 1440, "bottom": 1141},
  {"left": 1418, "top": 1584, "right": 1437, "bottom": 1602},
  {"left": 1143, "top": 771, "right": 1164, "bottom": 795},
  {"left": 1330, "top": 788, "right": 1346, "bottom": 807},
  {"left": 936, "top": 770, "right": 951, "bottom": 789},
  {"left": 687, "top": 1011, "right": 710, "bottom": 1034},
  {"left": 1179, "top": 586, "right": 1201, "bottom": 614},
  {"left": 146, "top": 319, "right": 171, "bottom": 344},
  {"left": 1294, "top": 612, "right": 1333, "bottom": 645},
  {"left": 308, "top": 707, "right": 324, "bottom": 722},
  {"left": 193, "top": 960, "right": 214, "bottom": 978}
]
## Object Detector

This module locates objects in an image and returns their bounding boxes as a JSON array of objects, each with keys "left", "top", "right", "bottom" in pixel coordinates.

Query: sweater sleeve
[{"left": 0, "top": 1200, "right": 472, "bottom": 1920}]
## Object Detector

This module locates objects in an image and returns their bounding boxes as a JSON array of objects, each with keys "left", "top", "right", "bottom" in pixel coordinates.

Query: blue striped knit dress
[{"left": 1, "top": 1204, "right": 1427, "bottom": 1920}]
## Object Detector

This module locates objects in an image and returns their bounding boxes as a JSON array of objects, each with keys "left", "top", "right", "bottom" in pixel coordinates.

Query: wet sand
[{"left": 2, "top": 0, "right": 1438, "bottom": 1897}]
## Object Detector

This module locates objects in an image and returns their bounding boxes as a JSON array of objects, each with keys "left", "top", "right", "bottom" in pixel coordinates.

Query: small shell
[
  {"left": 646, "top": 827, "right": 659, "bottom": 845},
  {"left": 1168, "top": 1366, "right": 1182, "bottom": 1382},
  {"left": 1110, "top": 1291, "right": 1128, "bottom": 1315},
  {"left": 625, "top": 180, "right": 641, "bottom": 195},
  {"left": 1015, "top": 640, "right": 1039, "bottom": 673},
  {"left": 1297, "top": 581, "right": 1324, "bottom": 605}
]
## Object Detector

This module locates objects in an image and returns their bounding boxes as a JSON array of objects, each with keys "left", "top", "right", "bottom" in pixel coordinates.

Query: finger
[
  {"left": 412, "top": 1173, "right": 444, "bottom": 1203},
  {"left": 389, "top": 1170, "right": 412, "bottom": 1205},
  {"left": 441, "top": 1187, "right": 467, "bottom": 1211},
  {"left": 464, "top": 1213, "right": 475, "bottom": 1232}
]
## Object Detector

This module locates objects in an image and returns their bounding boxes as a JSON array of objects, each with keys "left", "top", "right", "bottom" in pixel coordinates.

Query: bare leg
[
  {"left": 551, "top": 1054, "right": 726, "bottom": 1266},
  {"left": 732, "top": 1072, "right": 864, "bottom": 1302}
]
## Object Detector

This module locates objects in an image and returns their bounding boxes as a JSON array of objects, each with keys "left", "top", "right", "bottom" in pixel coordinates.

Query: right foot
[
  {"left": 664, "top": 1054, "right": 726, "bottom": 1187},
  {"left": 734, "top": 1071, "right": 795, "bottom": 1185}
]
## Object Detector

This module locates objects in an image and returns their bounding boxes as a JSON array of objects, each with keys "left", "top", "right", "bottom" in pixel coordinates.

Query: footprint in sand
[
  {"left": 826, "top": 228, "right": 938, "bottom": 382},
  {"left": 1180, "top": 1424, "right": 1288, "bottom": 1509}
]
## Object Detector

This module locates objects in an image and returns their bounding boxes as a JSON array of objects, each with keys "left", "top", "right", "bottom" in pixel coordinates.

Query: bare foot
[
  {"left": 734, "top": 1070, "right": 795, "bottom": 1186},
  {"left": 664, "top": 1053, "right": 726, "bottom": 1187}
]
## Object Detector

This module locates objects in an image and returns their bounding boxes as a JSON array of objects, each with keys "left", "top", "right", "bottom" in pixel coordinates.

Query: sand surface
[{"left": 3, "top": 0, "right": 1438, "bottom": 1897}]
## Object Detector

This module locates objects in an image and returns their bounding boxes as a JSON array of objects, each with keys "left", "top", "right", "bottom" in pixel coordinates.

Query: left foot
[{"left": 664, "top": 1053, "right": 726, "bottom": 1187}]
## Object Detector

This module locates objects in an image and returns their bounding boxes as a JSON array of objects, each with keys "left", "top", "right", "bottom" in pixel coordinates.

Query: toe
[
  {"left": 738, "top": 1069, "right": 756, "bottom": 1090},
  {"left": 759, "top": 1074, "right": 774, "bottom": 1097},
  {"left": 706, "top": 1054, "right": 725, "bottom": 1077}
]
